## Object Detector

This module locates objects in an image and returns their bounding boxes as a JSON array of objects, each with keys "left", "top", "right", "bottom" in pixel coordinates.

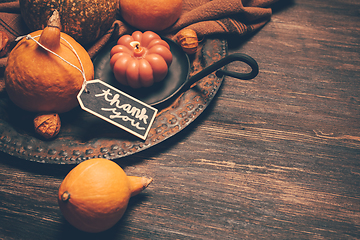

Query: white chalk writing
[{"left": 95, "top": 89, "right": 149, "bottom": 131}]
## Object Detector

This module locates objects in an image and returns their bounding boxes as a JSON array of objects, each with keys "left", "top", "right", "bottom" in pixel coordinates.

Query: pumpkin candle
[{"left": 110, "top": 31, "right": 172, "bottom": 88}]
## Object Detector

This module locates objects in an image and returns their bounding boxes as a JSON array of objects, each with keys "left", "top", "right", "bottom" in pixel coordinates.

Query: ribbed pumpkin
[
  {"left": 5, "top": 10, "right": 94, "bottom": 113},
  {"left": 19, "top": 0, "right": 117, "bottom": 45},
  {"left": 58, "top": 158, "right": 153, "bottom": 233},
  {"left": 110, "top": 31, "right": 173, "bottom": 88}
]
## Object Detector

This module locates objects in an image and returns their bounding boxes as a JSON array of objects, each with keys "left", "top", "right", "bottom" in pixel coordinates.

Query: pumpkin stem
[
  {"left": 61, "top": 191, "right": 71, "bottom": 202},
  {"left": 47, "top": 10, "right": 61, "bottom": 29},
  {"left": 38, "top": 10, "right": 61, "bottom": 51},
  {"left": 127, "top": 176, "right": 153, "bottom": 197}
]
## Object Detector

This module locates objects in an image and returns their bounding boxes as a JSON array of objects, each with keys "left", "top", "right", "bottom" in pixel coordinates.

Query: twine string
[{"left": 16, "top": 34, "right": 88, "bottom": 92}]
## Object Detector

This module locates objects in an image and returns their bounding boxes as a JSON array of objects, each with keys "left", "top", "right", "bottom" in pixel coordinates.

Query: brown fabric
[
  {"left": 0, "top": 0, "right": 281, "bottom": 80},
  {"left": 165, "top": 0, "right": 273, "bottom": 34}
]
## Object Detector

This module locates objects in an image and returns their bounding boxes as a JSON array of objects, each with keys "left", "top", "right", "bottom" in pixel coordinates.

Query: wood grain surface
[{"left": 1, "top": 0, "right": 359, "bottom": 239}]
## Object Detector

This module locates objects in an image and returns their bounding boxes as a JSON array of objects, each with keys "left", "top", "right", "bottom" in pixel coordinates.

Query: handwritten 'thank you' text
[
  {"left": 77, "top": 80, "right": 157, "bottom": 140},
  {"left": 95, "top": 89, "right": 148, "bottom": 131}
]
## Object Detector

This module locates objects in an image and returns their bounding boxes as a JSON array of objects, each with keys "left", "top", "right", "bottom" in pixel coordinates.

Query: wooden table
[{"left": 1, "top": 0, "right": 359, "bottom": 239}]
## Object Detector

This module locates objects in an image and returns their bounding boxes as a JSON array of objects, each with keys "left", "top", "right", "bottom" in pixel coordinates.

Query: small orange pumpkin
[
  {"left": 119, "top": 0, "right": 183, "bottom": 31},
  {"left": 5, "top": 10, "right": 94, "bottom": 113},
  {"left": 58, "top": 158, "right": 153, "bottom": 233}
]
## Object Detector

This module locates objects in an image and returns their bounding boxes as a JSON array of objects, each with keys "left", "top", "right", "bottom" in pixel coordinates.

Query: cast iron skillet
[{"left": 93, "top": 38, "right": 259, "bottom": 106}]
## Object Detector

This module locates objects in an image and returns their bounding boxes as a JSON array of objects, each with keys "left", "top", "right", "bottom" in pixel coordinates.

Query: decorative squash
[
  {"left": 58, "top": 158, "right": 153, "bottom": 233},
  {"left": 119, "top": 0, "right": 183, "bottom": 31},
  {"left": 19, "top": 0, "right": 117, "bottom": 45},
  {"left": 5, "top": 10, "right": 94, "bottom": 113},
  {"left": 110, "top": 31, "right": 173, "bottom": 88}
]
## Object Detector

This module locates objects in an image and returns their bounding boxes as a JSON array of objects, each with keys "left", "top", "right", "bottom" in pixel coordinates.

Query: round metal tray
[{"left": 0, "top": 39, "right": 227, "bottom": 164}]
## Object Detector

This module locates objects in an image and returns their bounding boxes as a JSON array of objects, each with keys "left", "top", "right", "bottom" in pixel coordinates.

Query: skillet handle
[
  {"left": 189, "top": 53, "right": 259, "bottom": 83},
  {"left": 215, "top": 53, "right": 259, "bottom": 80}
]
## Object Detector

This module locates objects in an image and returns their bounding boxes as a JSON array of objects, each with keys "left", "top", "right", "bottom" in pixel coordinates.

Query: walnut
[
  {"left": 0, "top": 31, "right": 10, "bottom": 58},
  {"left": 174, "top": 29, "right": 199, "bottom": 55},
  {"left": 34, "top": 113, "right": 61, "bottom": 139}
]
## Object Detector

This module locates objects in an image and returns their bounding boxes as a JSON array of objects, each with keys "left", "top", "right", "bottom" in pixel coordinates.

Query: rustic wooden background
[{"left": 1, "top": 0, "right": 359, "bottom": 239}]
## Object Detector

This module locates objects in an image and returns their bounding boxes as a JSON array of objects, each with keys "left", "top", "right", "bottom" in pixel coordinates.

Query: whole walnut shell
[
  {"left": 174, "top": 29, "right": 199, "bottom": 55},
  {"left": 34, "top": 113, "right": 61, "bottom": 139}
]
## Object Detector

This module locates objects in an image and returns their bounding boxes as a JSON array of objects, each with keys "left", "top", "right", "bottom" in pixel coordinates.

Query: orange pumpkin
[
  {"left": 5, "top": 10, "right": 94, "bottom": 113},
  {"left": 58, "top": 158, "right": 153, "bottom": 233},
  {"left": 119, "top": 0, "right": 183, "bottom": 31}
]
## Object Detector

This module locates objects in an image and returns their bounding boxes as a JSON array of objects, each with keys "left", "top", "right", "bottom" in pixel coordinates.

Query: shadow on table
[{"left": 55, "top": 193, "right": 151, "bottom": 240}]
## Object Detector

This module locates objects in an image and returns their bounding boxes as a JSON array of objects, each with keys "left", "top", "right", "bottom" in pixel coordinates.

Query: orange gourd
[
  {"left": 5, "top": 10, "right": 94, "bottom": 113},
  {"left": 58, "top": 158, "right": 153, "bottom": 233},
  {"left": 119, "top": 0, "right": 183, "bottom": 31}
]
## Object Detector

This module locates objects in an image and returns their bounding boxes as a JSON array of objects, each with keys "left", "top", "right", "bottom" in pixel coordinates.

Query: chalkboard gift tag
[{"left": 77, "top": 80, "right": 158, "bottom": 140}]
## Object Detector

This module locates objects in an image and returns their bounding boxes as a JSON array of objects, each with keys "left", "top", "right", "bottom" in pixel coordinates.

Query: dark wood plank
[{"left": 1, "top": 0, "right": 359, "bottom": 239}]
